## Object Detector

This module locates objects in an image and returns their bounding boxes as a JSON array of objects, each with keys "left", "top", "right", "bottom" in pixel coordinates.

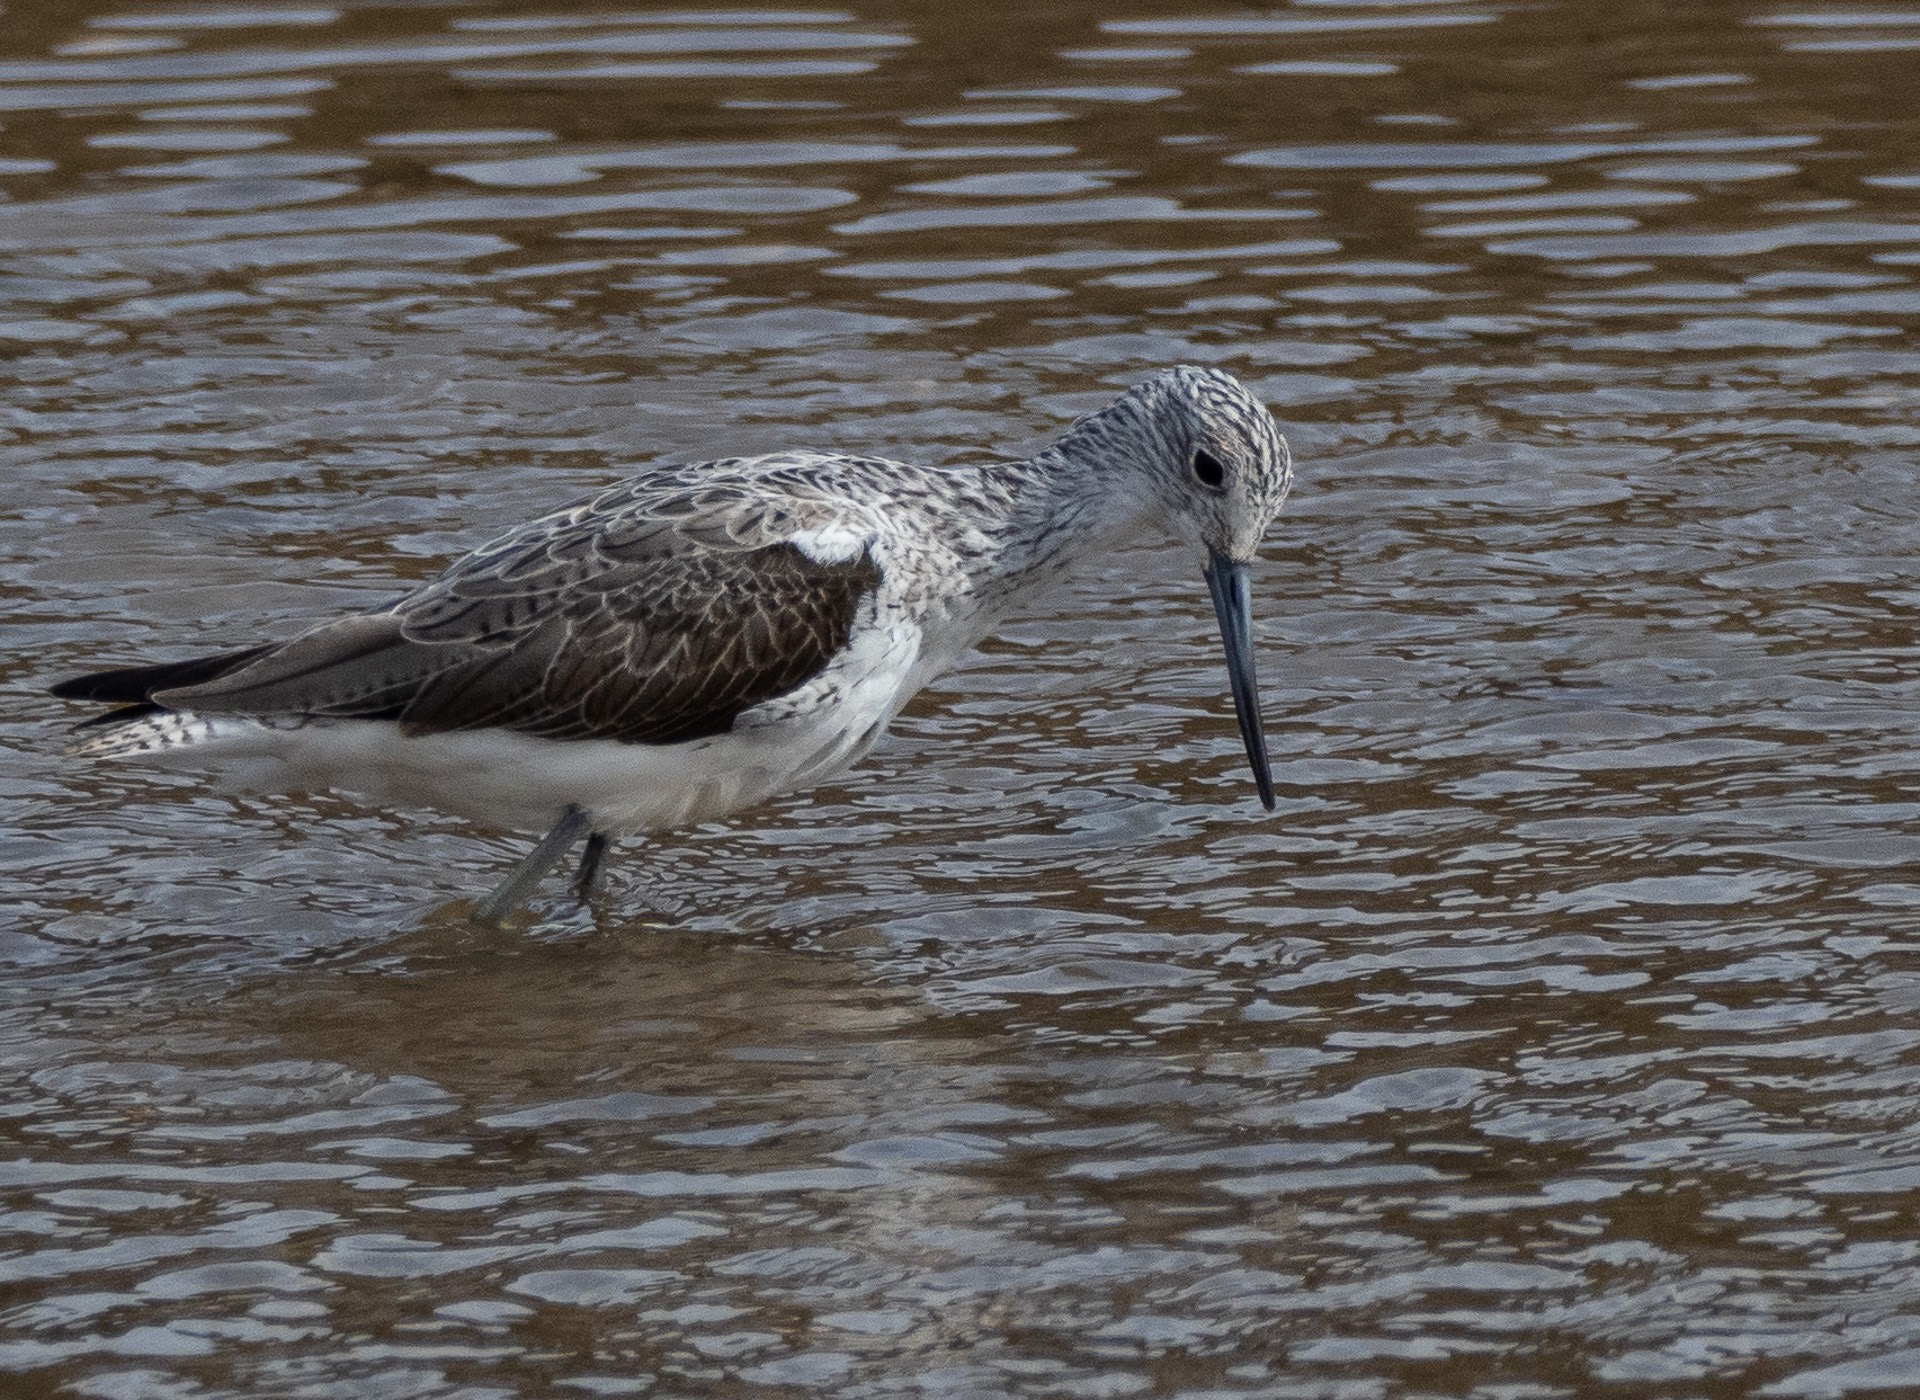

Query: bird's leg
[
  {"left": 473, "top": 804, "right": 593, "bottom": 924},
  {"left": 571, "top": 832, "right": 610, "bottom": 904}
]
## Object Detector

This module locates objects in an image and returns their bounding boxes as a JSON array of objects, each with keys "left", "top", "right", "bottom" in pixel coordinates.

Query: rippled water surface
[{"left": 5, "top": 1, "right": 1920, "bottom": 1395}]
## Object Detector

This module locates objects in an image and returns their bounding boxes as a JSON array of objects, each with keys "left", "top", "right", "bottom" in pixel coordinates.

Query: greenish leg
[
  {"left": 474, "top": 804, "right": 593, "bottom": 924},
  {"left": 571, "top": 832, "right": 611, "bottom": 904}
]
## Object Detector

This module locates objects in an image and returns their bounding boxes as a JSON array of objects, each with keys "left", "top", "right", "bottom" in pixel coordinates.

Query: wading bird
[{"left": 53, "top": 366, "right": 1293, "bottom": 921}]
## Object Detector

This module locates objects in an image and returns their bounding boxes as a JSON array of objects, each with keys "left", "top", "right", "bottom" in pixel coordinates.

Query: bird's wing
[{"left": 154, "top": 464, "right": 887, "bottom": 745}]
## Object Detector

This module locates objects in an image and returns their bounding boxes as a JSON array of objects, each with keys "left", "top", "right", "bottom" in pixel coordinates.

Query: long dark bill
[{"left": 1203, "top": 549, "right": 1277, "bottom": 811}]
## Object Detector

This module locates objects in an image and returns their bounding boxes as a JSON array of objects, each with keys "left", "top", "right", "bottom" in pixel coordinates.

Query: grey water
[{"left": 3, "top": 1, "right": 1920, "bottom": 1396}]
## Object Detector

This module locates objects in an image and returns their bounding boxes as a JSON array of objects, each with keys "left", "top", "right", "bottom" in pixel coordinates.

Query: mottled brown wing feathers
[{"left": 149, "top": 540, "right": 881, "bottom": 746}]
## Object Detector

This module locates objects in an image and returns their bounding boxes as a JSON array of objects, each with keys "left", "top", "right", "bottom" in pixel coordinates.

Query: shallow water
[{"left": 4, "top": 1, "right": 1920, "bottom": 1396}]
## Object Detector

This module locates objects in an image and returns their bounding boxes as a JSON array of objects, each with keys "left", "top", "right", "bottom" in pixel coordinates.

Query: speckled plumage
[{"left": 52, "top": 365, "right": 1294, "bottom": 914}]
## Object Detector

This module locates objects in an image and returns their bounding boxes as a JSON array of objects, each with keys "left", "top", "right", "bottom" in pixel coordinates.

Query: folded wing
[{"left": 71, "top": 480, "right": 885, "bottom": 747}]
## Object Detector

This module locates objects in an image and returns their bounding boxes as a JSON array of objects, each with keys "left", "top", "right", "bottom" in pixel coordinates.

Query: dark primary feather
[
  {"left": 50, "top": 644, "right": 277, "bottom": 729},
  {"left": 91, "top": 498, "right": 884, "bottom": 745},
  {"left": 49, "top": 644, "right": 276, "bottom": 704}
]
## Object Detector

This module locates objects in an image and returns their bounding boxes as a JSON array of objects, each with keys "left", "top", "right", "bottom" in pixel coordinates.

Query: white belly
[{"left": 159, "top": 717, "right": 861, "bottom": 833}]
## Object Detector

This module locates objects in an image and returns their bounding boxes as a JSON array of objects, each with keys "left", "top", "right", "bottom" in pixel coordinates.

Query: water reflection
[{"left": 4, "top": 0, "right": 1920, "bottom": 1395}]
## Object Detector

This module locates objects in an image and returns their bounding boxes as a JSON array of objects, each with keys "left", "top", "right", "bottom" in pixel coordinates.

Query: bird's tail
[{"left": 64, "top": 710, "right": 225, "bottom": 761}]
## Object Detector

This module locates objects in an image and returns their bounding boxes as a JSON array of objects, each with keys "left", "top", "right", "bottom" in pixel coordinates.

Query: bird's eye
[{"left": 1192, "top": 449, "right": 1226, "bottom": 490}]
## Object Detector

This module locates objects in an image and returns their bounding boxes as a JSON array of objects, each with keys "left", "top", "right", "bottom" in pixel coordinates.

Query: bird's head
[
  {"left": 1072, "top": 365, "right": 1295, "bottom": 810},
  {"left": 1130, "top": 364, "right": 1295, "bottom": 561}
]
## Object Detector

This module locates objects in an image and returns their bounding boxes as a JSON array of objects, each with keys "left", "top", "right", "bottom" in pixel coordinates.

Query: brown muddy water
[{"left": 3, "top": 1, "right": 1920, "bottom": 1396}]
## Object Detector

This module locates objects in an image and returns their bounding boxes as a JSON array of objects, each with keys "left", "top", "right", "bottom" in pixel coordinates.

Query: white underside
[
  {"left": 137, "top": 713, "right": 860, "bottom": 833},
  {"left": 82, "top": 614, "right": 939, "bottom": 835}
]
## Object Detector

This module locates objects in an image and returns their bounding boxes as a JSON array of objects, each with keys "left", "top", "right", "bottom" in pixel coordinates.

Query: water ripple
[{"left": 6, "top": 0, "right": 1920, "bottom": 1395}]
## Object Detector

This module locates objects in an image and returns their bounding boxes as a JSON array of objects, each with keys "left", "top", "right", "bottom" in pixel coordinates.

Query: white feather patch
[{"left": 788, "top": 523, "right": 870, "bottom": 564}]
